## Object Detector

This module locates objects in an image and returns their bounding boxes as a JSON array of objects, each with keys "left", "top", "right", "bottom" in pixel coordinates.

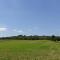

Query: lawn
[{"left": 0, "top": 40, "right": 60, "bottom": 60}]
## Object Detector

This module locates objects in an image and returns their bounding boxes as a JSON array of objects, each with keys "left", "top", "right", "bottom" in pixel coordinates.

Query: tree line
[{"left": 0, "top": 35, "right": 60, "bottom": 41}]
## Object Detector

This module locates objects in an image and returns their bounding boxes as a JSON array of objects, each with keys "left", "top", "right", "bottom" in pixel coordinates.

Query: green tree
[{"left": 51, "top": 35, "right": 56, "bottom": 41}]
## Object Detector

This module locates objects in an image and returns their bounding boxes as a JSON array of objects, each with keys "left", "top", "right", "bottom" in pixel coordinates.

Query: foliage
[{"left": 0, "top": 35, "right": 60, "bottom": 41}]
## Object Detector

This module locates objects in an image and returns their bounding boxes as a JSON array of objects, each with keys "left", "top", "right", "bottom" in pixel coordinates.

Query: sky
[{"left": 0, "top": 0, "right": 60, "bottom": 37}]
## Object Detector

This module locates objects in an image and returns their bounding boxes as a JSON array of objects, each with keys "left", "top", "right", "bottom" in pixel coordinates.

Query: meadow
[{"left": 0, "top": 40, "right": 60, "bottom": 60}]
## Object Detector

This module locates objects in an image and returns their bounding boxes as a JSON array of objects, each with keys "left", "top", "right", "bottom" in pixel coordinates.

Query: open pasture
[{"left": 0, "top": 40, "right": 60, "bottom": 60}]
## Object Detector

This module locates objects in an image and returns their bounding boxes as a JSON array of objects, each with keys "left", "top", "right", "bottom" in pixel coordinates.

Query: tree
[{"left": 51, "top": 35, "right": 56, "bottom": 41}]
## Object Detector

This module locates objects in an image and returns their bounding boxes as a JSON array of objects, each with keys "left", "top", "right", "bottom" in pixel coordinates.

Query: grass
[{"left": 0, "top": 40, "right": 60, "bottom": 60}]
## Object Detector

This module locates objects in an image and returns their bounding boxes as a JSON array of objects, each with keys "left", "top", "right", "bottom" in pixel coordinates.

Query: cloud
[
  {"left": 13, "top": 29, "right": 23, "bottom": 33},
  {"left": 0, "top": 27, "right": 7, "bottom": 32}
]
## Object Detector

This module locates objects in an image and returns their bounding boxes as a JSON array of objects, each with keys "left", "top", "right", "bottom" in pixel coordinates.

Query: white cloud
[
  {"left": 13, "top": 29, "right": 23, "bottom": 33},
  {"left": 17, "top": 30, "right": 23, "bottom": 33},
  {"left": 0, "top": 27, "right": 7, "bottom": 32}
]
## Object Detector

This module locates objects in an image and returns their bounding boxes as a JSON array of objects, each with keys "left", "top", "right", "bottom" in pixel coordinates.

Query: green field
[{"left": 0, "top": 40, "right": 60, "bottom": 60}]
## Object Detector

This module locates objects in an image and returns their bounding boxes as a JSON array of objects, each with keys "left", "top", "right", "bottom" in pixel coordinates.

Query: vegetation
[
  {"left": 0, "top": 35, "right": 60, "bottom": 60},
  {"left": 0, "top": 35, "right": 60, "bottom": 41},
  {"left": 0, "top": 40, "right": 59, "bottom": 60}
]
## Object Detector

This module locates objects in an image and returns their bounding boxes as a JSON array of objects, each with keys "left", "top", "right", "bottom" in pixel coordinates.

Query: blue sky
[{"left": 0, "top": 0, "right": 60, "bottom": 37}]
